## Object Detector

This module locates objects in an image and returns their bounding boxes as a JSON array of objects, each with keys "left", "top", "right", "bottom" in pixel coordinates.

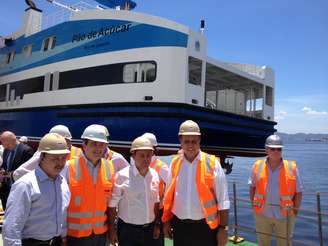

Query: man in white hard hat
[
  {"left": 249, "top": 135, "right": 303, "bottom": 246},
  {"left": 109, "top": 136, "right": 161, "bottom": 246},
  {"left": 162, "top": 120, "right": 230, "bottom": 246},
  {"left": 18, "top": 136, "right": 28, "bottom": 144},
  {"left": 13, "top": 124, "right": 81, "bottom": 181},
  {"left": 94, "top": 124, "right": 129, "bottom": 173},
  {"left": 141, "top": 132, "right": 168, "bottom": 246},
  {"left": 65, "top": 124, "right": 116, "bottom": 246},
  {"left": 3, "top": 133, "right": 70, "bottom": 246}
]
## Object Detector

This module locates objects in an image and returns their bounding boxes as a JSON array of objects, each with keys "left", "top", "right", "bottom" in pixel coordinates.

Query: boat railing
[
  {"left": 42, "top": 1, "right": 98, "bottom": 30},
  {"left": 229, "top": 180, "right": 327, "bottom": 246}
]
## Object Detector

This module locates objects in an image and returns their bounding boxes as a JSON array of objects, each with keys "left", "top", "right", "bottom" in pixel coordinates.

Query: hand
[
  {"left": 108, "top": 227, "right": 118, "bottom": 245},
  {"left": 216, "top": 228, "right": 228, "bottom": 246},
  {"left": 61, "top": 237, "right": 67, "bottom": 246},
  {"left": 163, "top": 221, "right": 173, "bottom": 239},
  {"left": 0, "top": 169, "right": 10, "bottom": 178},
  {"left": 0, "top": 169, "right": 6, "bottom": 177},
  {"left": 153, "top": 223, "right": 161, "bottom": 239}
]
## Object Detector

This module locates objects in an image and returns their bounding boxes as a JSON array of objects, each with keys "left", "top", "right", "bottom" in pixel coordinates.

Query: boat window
[
  {"left": 5, "top": 51, "right": 15, "bottom": 64},
  {"left": 7, "top": 76, "right": 44, "bottom": 99},
  {"left": 123, "top": 62, "right": 156, "bottom": 83},
  {"left": 51, "top": 36, "right": 56, "bottom": 49},
  {"left": 22, "top": 44, "right": 32, "bottom": 58},
  {"left": 265, "top": 86, "right": 273, "bottom": 106},
  {"left": 42, "top": 36, "right": 56, "bottom": 51},
  {"left": 0, "top": 84, "right": 6, "bottom": 102},
  {"left": 59, "top": 61, "right": 156, "bottom": 90},
  {"left": 188, "top": 56, "right": 202, "bottom": 85}
]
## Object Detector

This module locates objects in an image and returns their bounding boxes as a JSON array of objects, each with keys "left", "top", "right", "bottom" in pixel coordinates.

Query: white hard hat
[
  {"left": 130, "top": 136, "right": 154, "bottom": 153},
  {"left": 81, "top": 125, "right": 108, "bottom": 143},
  {"left": 38, "top": 133, "right": 70, "bottom": 154},
  {"left": 89, "top": 124, "right": 109, "bottom": 137},
  {"left": 265, "top": 135, "right": 284, "bottom": 148},
  {"left": 178, "top": 120, "right": 201, "bottom": 136},
  {"left": 141, "top": 132, "right": 158, "bottom": 147},
  {"left": 49, "top": 125, "right": 72, "bottom": 140},
  {"left": 19, "top": 136, "right": 28, "bottom": 143}
]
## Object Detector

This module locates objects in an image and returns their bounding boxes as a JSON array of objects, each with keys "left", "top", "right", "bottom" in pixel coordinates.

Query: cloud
[
  {"left": 275, "top": 110, "right": 288, "bottom": 121},
  {"left": 302, "top": 107, "right": 327, "bottom": 116}
]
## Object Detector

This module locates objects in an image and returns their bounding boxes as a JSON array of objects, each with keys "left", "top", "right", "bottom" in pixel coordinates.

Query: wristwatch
[{"left": 218, "top": 225, "right": 229, "bottom": 231}]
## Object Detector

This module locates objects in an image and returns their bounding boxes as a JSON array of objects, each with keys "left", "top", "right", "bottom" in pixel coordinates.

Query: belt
[
  {"left": 173, "top": 215, "right": 206, "bottom": 224},
  {"left": 118, "top": 219, "right": 154, "bottom": 228},
  {"left": 22, "top": 236, "right": 61, "bottom": 246}
]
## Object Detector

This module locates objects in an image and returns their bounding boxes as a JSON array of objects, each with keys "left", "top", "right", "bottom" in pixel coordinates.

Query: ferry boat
[{"left": 0, "top": 0, "right": 276, "bottom": 163}]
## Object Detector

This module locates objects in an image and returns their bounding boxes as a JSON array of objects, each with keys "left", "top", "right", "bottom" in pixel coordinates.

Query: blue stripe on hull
[
  {"left": 0, "top": 103, "right": 276, "bottom": 155},
  {"left": 0, "top": 19, "right": 188, "bottom": 76}
]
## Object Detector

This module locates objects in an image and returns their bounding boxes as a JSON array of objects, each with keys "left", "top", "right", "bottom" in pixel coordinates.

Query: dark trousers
[
  {"left": 22, "top": 236, "right": 61, "bottom": 246},
  {"left": 171, "top": 216, "right": 217, "bottom": 246},
  {"left": 0, "top": 182, "right": 11, "bottom": 210},
  {"left": 117, "top": 219, "right": 161, "bottom": 246},
  {"left": 67, "top": 232, "right": 107, "bottom": 246}
]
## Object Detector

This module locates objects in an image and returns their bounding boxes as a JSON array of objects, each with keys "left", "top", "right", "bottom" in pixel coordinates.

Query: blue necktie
[{"left": 6, "top": 150, "right": 14, "bottom": 172}]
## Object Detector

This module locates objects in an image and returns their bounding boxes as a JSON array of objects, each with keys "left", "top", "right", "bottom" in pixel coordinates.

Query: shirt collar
[
  {"left": 183, "top": 151, "right": 202, "bottom": 164},
  {"left": 35, "top": 165, "right": 62, "bottom": 182},
  {"left": 130, "top": 158, "right": 150, "bottom": 177},
  {"left": 81, "top": 152, "right": 101, "bottom": 167},
  {"left": 266, "top": 157, "right": 283, "bottom": 171}
]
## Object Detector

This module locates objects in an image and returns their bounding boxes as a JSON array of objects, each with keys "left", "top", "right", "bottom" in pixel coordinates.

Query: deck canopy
[{"left": 205, "top": 62, "right": 265, "bottom": 119}]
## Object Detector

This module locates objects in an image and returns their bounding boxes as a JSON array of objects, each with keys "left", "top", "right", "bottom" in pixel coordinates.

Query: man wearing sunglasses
[{"left": 249, "top": 135, "right": 303, "bottom": 246}]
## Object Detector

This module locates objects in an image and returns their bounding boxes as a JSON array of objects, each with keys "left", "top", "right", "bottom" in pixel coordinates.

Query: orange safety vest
[
  {"left": 150, "top": 158, "right": 166, "bottom": 207},
  {"left": 67, "top": 156, "right": 115, "bottom": 237},
  {"left": 67, "top": 146, "right": 82, "bottom": 160},
  {"left": 162, "top": 152, "right": 220, "bottom": 229},
  {"left": 106, "top": 149, "right": 115, "bottom": 160},
  {"left": 252, "top": 159, "right": 297, "bottom": 217}
]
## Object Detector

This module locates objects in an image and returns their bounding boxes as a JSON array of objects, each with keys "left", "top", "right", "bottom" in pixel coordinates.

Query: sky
[{"left": 1, "top": 0, "right": 327, "bottom": 134}]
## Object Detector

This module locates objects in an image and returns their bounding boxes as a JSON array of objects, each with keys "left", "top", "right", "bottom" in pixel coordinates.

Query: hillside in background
[{"left": 277, "top": 132, "right": 328, "bottom": 144}]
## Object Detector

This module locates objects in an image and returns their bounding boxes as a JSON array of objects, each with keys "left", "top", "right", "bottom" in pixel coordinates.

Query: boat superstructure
[{"left": 0, "top": 0, "right": 276, "bottom": 162}]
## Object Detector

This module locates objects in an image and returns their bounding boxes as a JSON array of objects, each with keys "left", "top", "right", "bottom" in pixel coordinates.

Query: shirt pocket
[{"left": 149, "top": 180, "right": 159, "bottom": 202}]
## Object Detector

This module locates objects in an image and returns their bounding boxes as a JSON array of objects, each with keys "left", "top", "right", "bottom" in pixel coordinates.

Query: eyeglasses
[{"left": 269, "top": 148, "right": 282, "bottom": 152}]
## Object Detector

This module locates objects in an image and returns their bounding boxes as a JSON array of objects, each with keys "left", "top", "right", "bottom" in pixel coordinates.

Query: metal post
[
  {"left": 317, "top": 192, "right": 323, "bottom": 246},
  {"left": 233, "top": 181, "right": 238, "bottom": 243},
  {"left": 286, "top": 209, "right": 290, "bottom": 246}
]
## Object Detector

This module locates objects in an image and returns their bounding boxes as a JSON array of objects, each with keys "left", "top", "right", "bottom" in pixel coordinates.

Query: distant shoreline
[{"left": 277, "top": 132, "right": 328, "bottom": 144}]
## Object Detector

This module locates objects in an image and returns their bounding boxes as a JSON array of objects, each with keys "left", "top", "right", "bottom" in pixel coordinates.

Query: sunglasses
[{"left": 269, "top": 148, "right": 282, "bottom": 152}]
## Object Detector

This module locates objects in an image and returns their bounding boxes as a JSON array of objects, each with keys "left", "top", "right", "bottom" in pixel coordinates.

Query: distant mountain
[{"left": 277, "top": 132, "right": 328, "bottom": 144}]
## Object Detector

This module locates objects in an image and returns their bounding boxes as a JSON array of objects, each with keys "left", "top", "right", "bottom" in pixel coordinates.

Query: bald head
[{"left": 1, "top": 131, "right": 18, "bottom": 150}]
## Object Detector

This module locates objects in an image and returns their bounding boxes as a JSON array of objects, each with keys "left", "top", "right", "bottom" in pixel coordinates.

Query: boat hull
[{"left": 0, "top": 102, "right": 276, "bottom": 157}]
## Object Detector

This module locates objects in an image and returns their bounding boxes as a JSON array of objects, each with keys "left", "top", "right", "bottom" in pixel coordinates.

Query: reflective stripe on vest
[
  {"left": 162, "top": 151, "right": 220, "bottom": 229},
  {"left": 107, "top": 149, "right": 114, "bottom": 160},
  {"left": 252, "top": 159, "right": 297, "bottom": 217},
  {"left": 68, "top": 221, "right": 107, "bottom": 230},
  {"left": 150, "top": 159, "right": 163, "bottom": 173},
  {"left": 68, "top": 211, "right": 106, "bottom": 218},
  {"left": 73, "top": 158, "right": 81, "bottom": 181}
]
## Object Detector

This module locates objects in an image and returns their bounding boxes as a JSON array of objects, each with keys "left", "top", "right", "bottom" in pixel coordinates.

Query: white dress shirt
[
  {"left": 168, "top": 151, "right": 230, "bottom": 220},
  {"left": 109, "top": 160, "right": 160, "bottom": 225},
  {"left": 106, "top": 148, "right": 129, "bottom": 173}
]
